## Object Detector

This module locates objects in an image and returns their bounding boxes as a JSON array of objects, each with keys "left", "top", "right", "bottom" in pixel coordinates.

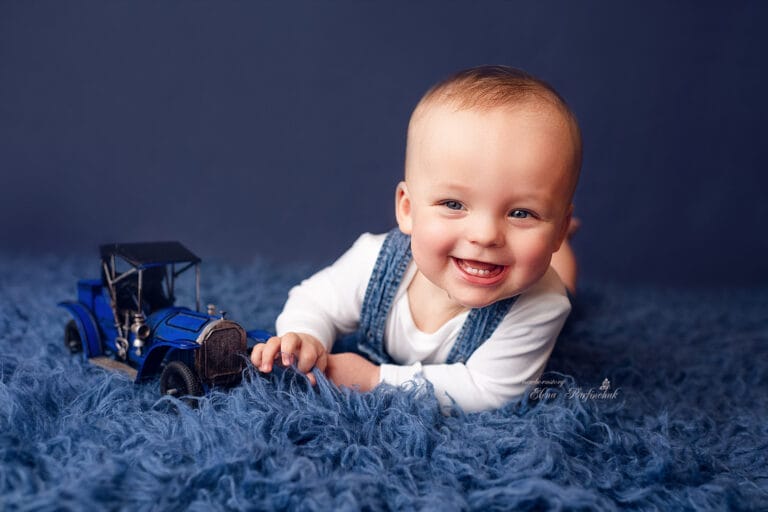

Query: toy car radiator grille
[{"left": 198, "top": 324, "right": 246, "bottom": 383}]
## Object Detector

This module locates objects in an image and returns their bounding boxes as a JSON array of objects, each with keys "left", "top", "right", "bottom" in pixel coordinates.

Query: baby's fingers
[
  {"left": 256, "top": 336, "right": 283, "bottom": 372},
  {"left": 250, "top": 343, "right": 264, "bottom": 368},
  {"left": 296, "top": 346, "right": 320, "bottom": 375},
  {"left": 279, "top": 332, "right": 302, "bottom": 366}
]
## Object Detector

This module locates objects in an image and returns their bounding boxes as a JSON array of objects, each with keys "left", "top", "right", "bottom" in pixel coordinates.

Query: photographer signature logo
[{"left": 527, "top": 377, "right": 620, "bottom": 401}]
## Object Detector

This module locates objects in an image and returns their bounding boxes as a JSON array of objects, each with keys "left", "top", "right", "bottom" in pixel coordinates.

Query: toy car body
[{"left": 59, "top": 241, "right": 270, "bottom": 399}]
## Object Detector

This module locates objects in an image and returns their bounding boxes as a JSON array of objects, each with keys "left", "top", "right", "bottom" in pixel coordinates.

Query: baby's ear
[
  {"left": 554, "top": 204, "right": 574, "bottom": 250},
  {"left": 395, "top": 181, "right": 413, "bottom": 234}
]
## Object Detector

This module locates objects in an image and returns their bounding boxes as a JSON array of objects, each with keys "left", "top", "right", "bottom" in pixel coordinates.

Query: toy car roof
[{"left": 99, "top": 241, "right": 201, "bottom": 269}]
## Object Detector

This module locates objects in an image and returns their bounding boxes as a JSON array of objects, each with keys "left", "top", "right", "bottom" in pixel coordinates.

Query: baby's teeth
[{"left": 461, "top": 261, "right": 492, "bottom": 276}]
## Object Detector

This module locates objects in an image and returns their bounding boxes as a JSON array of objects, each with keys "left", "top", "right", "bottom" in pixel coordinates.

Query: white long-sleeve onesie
[{"left": 276, "top": 233, "right": 571, "bottom": 412}]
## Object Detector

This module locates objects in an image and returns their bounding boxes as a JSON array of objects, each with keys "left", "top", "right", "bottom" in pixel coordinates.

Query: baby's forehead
[
  {"left": 410, "top": 100, "right": 579, "bottom": 161},
  {"left": 406, "top": 99, "right": 581, "bottom": 196}
]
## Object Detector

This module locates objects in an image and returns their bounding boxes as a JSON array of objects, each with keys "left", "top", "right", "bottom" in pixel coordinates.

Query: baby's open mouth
[{"left": 453, "top": 258, "right": 506, "bottom": 280}]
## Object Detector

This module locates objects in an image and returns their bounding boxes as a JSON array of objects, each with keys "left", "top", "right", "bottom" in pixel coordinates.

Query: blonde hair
[{"left": 406, "top": 65, "right": 582, "bottom": 197}]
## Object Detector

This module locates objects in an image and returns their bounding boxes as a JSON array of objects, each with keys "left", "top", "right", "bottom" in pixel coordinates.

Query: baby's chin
[{"left": 446, "top": 288, "right": 519, "bottom": 310}]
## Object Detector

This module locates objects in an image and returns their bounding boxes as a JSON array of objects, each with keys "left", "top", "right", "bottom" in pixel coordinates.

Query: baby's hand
[{"left": 250, "top": 332, "right": 328, "bottom": 385}]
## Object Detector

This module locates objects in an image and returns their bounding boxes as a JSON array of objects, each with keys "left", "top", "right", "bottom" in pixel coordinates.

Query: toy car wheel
[
  {"left": 64, "top": 320, "right": 83, "bottom": 354},
  {"left": 160, "top": 361, "right": 203, "bottom": 402}
]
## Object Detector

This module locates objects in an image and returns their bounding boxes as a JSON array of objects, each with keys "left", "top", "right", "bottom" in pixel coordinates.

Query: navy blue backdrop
[{"left": 2, "top": 1, "right": 767, "bottom": 286}]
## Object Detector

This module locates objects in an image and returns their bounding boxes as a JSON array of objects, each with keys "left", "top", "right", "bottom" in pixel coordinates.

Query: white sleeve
[
  {"left": 379, "top": 268, "right": 571, "bottom": 413},
  {"left": 275, "top": 233, "right": 384, "bottom": 350}
]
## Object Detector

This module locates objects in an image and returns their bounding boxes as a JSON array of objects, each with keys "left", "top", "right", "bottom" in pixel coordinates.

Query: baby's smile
[{"left": 452, "top": 257, "right": 509, "bottom": 286}]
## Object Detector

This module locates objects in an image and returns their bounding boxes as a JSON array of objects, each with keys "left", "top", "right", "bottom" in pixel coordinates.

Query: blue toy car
[{"left": 59, "top": 241, "right": 270, "bottom": 400}]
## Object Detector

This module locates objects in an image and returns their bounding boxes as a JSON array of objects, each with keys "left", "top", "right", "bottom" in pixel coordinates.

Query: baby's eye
[
  {"left": 509, "top": 209, "right": 532, "bottom": 219},
  {"left": 440, "top": 200, "right": 464, "bottom": 211}
]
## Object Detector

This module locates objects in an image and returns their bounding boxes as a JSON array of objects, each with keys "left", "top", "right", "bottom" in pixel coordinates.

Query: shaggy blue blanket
[{"left": 1, "top": 254, "right": 766, "bottom": 511}]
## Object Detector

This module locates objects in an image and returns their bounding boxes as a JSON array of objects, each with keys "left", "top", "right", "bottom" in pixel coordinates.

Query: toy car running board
[{"left": 89, "top": 356, "right": 138, "bottom": 380}]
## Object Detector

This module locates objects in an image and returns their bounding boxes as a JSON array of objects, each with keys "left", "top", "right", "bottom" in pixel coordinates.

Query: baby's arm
[
  {"left": 325, "top": 352, "right": 380, "bottom": 391},
  {"left": 256, "top": 233, "right": 382, "bottom": 383}
]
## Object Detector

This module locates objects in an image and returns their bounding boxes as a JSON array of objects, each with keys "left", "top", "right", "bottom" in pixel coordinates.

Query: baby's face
[{"left": 397, "top": 102, "right": 577, "bottom": 308}]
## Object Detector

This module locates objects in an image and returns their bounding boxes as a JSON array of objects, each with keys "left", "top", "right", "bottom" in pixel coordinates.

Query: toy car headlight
[
  {"left": 136, "top": 324, "right": 150, "bottom": 340},
  {"left": 131, "top": 314, "right": 150, "bottom": 340}
]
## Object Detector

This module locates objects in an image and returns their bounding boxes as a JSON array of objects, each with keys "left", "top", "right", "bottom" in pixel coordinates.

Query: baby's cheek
[
  {"left": 415, "top": 222, "right": 454, "bottom": 256},
  {"left": 410, "top": 233, "right": 452, "bottom": 286},
  {"left": 420, "top": 227, "right": 455, "bottom": 258},
  {"left": 410, "top": 234, "right": 438, "bottom": 270},
  {"left": 517, "top": 235, "right": 555, "bottom": 270}
]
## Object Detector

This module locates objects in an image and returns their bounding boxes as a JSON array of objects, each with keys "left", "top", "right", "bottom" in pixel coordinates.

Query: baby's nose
[{"left": 467, "top": 216, "right": 505, "bottom": 247}]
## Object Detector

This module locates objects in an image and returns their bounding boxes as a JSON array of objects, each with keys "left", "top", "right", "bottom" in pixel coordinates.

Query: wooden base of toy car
[{"left": 90, "top": 356, "right": 138, "bottom": 380}]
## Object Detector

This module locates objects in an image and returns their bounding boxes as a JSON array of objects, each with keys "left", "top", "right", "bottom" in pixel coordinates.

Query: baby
[{"left": 252, "top": 65, "right": 581, "bottom": 412}]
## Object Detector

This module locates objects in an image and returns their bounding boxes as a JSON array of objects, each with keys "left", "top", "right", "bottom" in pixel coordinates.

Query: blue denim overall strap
[
  {"left": 356, "top": 228, "right": 519, "bottom": 365},
  {"left": 445, "top": 295, "right": 518, "bottom": 364},
  {"left": 356, "top": 228, "right": 412, "bottom": 364}
]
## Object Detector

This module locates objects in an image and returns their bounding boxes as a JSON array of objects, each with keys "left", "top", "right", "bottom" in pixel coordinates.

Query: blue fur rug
[{"left": 1, "top": 254, "right": 766, "bottom": 511}]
